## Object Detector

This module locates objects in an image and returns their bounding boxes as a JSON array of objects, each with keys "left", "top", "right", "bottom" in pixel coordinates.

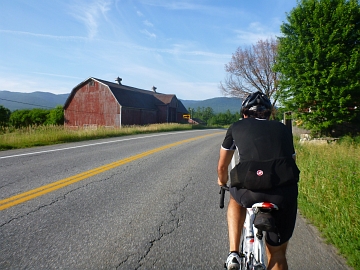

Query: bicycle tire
[{"left": 253, "top": 228, "right": 267, "bottom": 270}]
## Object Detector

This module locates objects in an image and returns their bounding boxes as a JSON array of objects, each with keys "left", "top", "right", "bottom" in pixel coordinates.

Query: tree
[
  {"left": 10, "top": 109, "right": 32, "bottom": 128},
  {"left": 201, "top": 107, "right": 215, "bottom": 123},
  {"left": 8, "top": 107, "right": 64, "bottom": 128},
  {"left": 189, "top": 107, "right": 215, "bottom": 124},
  {"left": 45, "top": 105, "right": 64, "bottom": 125},
  {"left": 9, "top": 108, "right": 49, "bottom": 128},
  {"left": 0, "top": 105, "right": 11, "bottom": 128},
  {"left": 219, "top": 38, "right": 280, "bottom": 106},
  {"left": 29, "top": 109, "right": 49, "bottom": 125},
  {"left": 208, "top": 110, "right": 241, "bottom": 126},
  {"left": 275, "top": 0, "right": 360, "bottom": 136}
]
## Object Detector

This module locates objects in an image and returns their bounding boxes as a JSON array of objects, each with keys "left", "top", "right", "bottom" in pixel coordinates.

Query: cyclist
[{"left": 217, "top": 91, "right": 300, "bottom": 270}]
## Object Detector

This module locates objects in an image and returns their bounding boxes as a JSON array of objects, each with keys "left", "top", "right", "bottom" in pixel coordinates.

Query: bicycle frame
[
  {"left": 241, "top": 206, "right": 266, "bottom": 270},
  {"left": 220, "top": 186, "right": 278, "bottom": 270}
]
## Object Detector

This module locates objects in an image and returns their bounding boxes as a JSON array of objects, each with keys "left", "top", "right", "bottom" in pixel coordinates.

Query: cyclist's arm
[{"left": 217, "top": 147, "right": 235, "bottom": 186}]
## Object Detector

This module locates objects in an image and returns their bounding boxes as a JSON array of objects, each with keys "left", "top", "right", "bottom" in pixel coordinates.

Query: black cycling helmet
[{"left": 242, "top": 91, "right": 272, "bottom": 111}]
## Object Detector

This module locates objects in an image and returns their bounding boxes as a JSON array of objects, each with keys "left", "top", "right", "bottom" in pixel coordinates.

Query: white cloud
[
  {"left": 141, "top": 1, "right": 216, "bottom": 13},
  {"left": 143, "top": 20, "right": 154, "bottom": 27},
  {"left": 248, "top": 22, "right": 265, "bottom": 33},
  {"left": 69, "top": 0, "right": 112, "bottom": 39},
  {"left": 0, "top": 29, "right": 87, "bottom": 41},
  {"left": 158, "top": 2, "right": 202, "bottom": 10},
  {"left": 31, "top": 72, "right": 83, "bottom": 80},
  {"left": 159, "top": 44, "right": 230, "bottom": 59},
  {"left": 233, "top": 22, "right": 280, "bottom": 45},
  {"left": 140, "top": 29, "right": 156, "bottom": 38},
  {"left": 117, "top": 64, "right": 221, "bottom": 100}
]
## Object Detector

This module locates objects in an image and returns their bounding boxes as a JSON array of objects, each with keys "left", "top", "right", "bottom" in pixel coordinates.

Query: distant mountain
[
  {"left": 0, "top": 90, "right": 242, "bottom": 114},
  {"left": 180, "top": 97, "right": 242, "bottom": 114},
  {"left": 0, "top": 91, "right": 69, "bottom": 111}
]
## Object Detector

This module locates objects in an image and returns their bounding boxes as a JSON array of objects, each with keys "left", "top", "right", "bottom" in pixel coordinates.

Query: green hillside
[
  {"left": 181, "top": 97, "right": 242, "bottom": 114},
  {"left": 0, "top": 91, "right": 69, "bottom": 111}
]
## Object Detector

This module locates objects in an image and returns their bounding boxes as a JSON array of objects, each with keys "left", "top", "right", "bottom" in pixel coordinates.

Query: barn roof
[
  {"left": 64, "top": 77, "right": 188, "bottom": 113},
  {"left": 176, "top": 98, "right": 188, "bottom": 113}
]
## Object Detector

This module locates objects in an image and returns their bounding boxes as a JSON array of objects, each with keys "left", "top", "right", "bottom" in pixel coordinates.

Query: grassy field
[
  {"left": 1, "top": 125, "right": 359, "bottom": 268},
  {"left": 0, "top": 124, "right": 209, "bottom": 150},
  {"left": 295, "top": 138, "right": 360, "bottom": 269}
]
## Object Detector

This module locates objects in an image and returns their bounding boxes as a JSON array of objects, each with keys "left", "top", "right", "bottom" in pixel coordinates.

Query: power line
[
  {"left": 0, "top": 98, "right": 57, "bottom": 109},
  {"left": 0, "top": 98, "right": 117, "bottom": 115}
]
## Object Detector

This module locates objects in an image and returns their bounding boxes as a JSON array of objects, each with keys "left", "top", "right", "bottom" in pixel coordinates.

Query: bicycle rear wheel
[
  {"left": 253, "top": 228, "right": 267, "bottom": 270},
  {"left": 239, "top": 226, "right": 248, "bottom": 270}
]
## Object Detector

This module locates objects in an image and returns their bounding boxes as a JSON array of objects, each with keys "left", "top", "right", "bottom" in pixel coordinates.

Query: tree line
[
  {"left": 188, "top": 106, "right": 285, "bottom": 126},
  {"left": 0, "top": 104, "right": 243, "bottom": 130},
  {"left": 188, "top": 107, "right": 241, "bottom": 126},
  {"left": 0, "top": 105, "right": 64, "bottom": 130}
]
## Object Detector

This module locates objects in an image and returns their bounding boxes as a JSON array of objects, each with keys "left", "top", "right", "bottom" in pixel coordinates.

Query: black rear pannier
[
  {"left": 230, "top": 157, "right": 300, "bottom": 190},
  {"left": 253, "top": 211, "right": 277, "bottom": 232}
]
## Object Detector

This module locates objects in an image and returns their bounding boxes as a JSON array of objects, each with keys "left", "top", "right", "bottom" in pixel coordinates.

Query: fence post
[{"left": 284, "top": 111, "right": 292, "bottom": 133}]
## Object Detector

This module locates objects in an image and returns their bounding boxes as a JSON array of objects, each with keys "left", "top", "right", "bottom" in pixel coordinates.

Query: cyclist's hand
[{"left": 218, "top": 177, "right": 228, "bottom": 187}]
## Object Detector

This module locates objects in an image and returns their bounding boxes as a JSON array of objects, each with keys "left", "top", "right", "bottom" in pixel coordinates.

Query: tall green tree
[
  {"left": 189, "top": 107, "right": 215, "bottom": 124},
  {"left": 0, "top": 105, "right": 11, "bottom": 128},
  {"left": 202, "top": 107, "right": 215, "bottom": 123},
  {"left": 276, "top": 0, "right": 360, "bottom": 136}
]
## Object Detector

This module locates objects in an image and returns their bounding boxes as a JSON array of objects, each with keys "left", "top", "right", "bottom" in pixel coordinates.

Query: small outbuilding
[{"left": 64, "top": 77, "right": 188, "bottom": 128}]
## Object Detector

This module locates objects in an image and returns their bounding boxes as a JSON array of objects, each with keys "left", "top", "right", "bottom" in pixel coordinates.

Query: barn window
[{"left": 89, "top": 80, "right": 95, "bottom": 86}]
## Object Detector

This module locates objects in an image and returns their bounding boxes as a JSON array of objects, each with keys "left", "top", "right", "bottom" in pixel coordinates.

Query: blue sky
[{"left": 0, "top": 0, "right": 298, "bottom": 100}]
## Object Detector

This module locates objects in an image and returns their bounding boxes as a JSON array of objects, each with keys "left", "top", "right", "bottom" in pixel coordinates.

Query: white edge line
[{"left": 0, "top": 130, "right": 215, "bottom": 160}]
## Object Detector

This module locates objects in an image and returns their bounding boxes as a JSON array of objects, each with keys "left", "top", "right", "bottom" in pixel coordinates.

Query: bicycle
[{"left": 220, "top": 185, "right": 279, "bottom": 270}]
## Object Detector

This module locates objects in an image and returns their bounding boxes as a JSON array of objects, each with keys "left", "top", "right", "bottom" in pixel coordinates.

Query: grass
[
  {"left": 0, "top": 123, "right": 210, "bottom": 150},
  {"left": 295, "top": 138, "right": 360, "bottom": 269}
]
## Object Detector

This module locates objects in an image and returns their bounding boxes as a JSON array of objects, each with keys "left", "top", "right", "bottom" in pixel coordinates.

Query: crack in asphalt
[
  {"left": 2, "top": 173, "right": 192, "bottom": 269},
  {"left": 0, "top": 176, "right": 115, "bottom": 228},
  {"left": 116, "top": 181, "right": 191, "bottom": 270},
  {"left": 0, "top": 181, "right": 15, "bottom": 190}
]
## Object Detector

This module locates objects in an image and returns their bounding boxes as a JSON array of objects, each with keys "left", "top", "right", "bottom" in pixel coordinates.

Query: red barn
[{"left": 64, "top": 77, "right": 189, "bottom": 128}]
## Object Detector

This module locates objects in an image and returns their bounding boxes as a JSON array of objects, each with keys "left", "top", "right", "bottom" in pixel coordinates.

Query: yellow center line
[{"left": 0, "top": 132, "right": 223, "bottom": 211}]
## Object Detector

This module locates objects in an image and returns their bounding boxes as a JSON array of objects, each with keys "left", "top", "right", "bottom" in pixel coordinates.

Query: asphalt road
[{"left": 0, "top": 129, "right": 351, "bottom": 269}]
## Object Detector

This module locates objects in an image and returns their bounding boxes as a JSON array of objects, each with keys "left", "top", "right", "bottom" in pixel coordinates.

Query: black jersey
[
  {"left": 223, "top": 118, "right": 299, "bottom": 245},
  {"left": 222, "top": 118, "right": 295, "bottom": 162}
]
